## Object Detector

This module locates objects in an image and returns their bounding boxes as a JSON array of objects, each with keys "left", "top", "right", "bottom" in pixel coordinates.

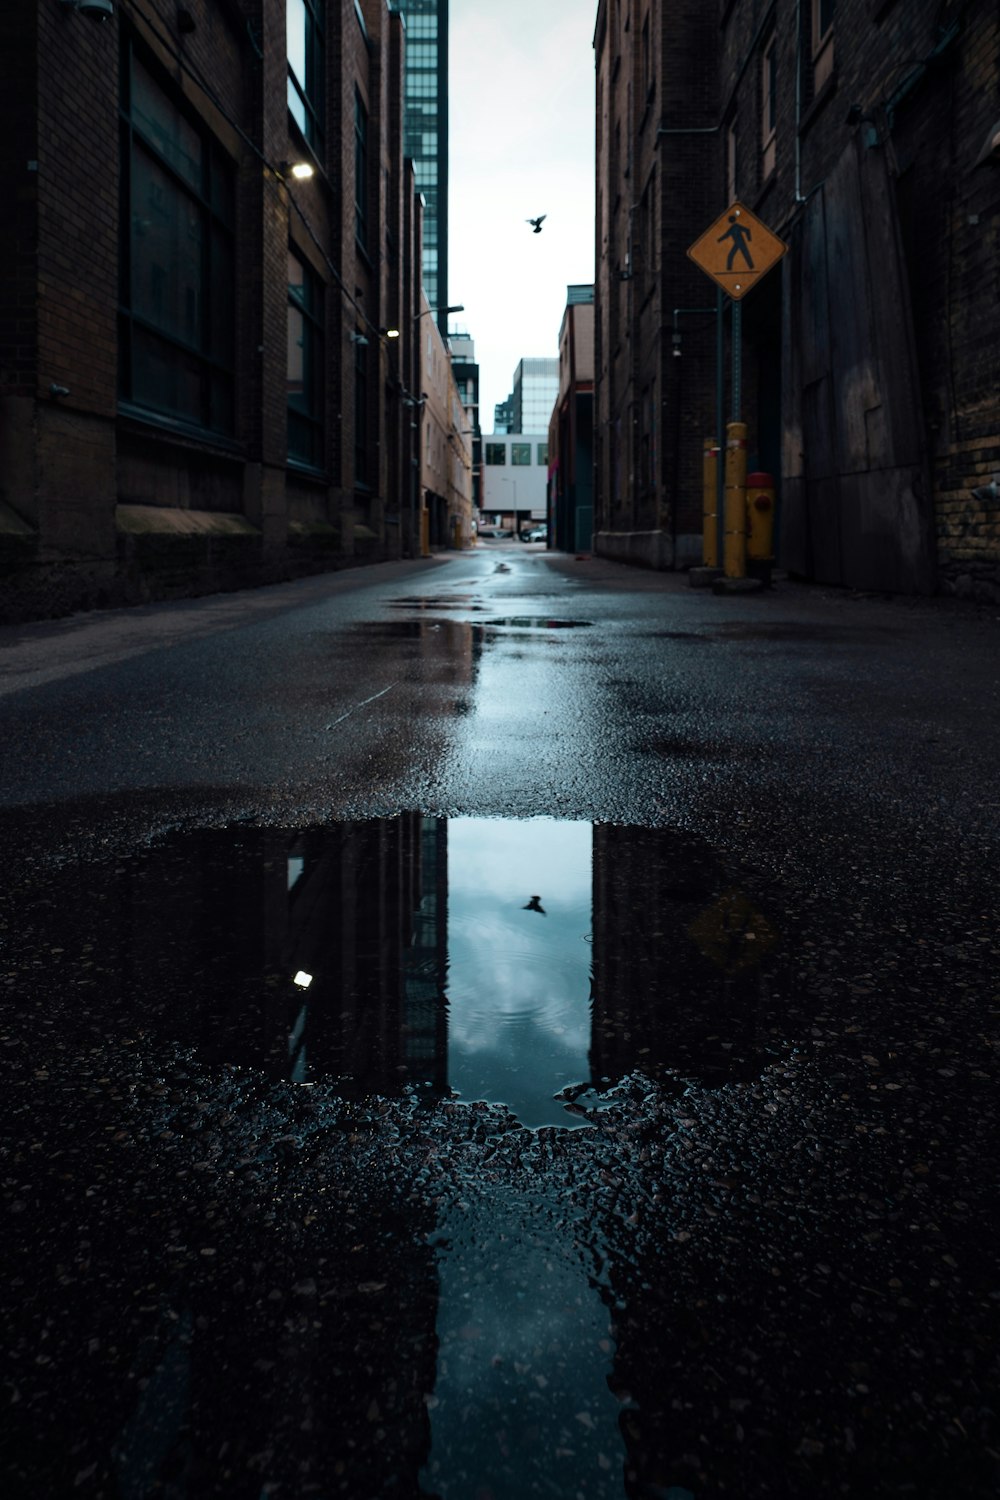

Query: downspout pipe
[{"left": 794, "top": 0, "right": 805, "bottom": 202}]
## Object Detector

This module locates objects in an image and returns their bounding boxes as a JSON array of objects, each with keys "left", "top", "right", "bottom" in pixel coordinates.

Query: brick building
[
  {"left": 419, "top": 296, "right": 473, "bottom": 549},
  {"left": 594, "top": 0, "right": 1000, "bottom": 598},
  {"left": 0, "top": 0, "right": 447, "bottom": 621},
  {"left": 548, "top": 284, "right": 595, "bottom": 553}
]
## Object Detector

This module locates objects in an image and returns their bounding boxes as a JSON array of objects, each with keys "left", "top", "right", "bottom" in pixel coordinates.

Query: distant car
[{"left": 520, "top": 524, "right": 548, "bottom": 543}]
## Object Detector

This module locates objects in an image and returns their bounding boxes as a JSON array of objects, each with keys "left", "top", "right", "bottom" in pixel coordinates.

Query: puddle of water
[
  {"left": 11, "top": 816, "right": 771, "bottom": 1125},
  {"left": 484, "top": 617, "right": 593, "bottom": 630},
  {"left": 382, "top": 610, "right": 592, "bottom": 631},
  {"left": 390, "top": 596, "right": 488, "bottom": 612},
  {"left": 420, "top": 1194, "right": 624, "bottom": 1498},
  {"left": 447, "top": 818, "right": 592, "bottom": 1127},
  {"left": 4, "top": 816, "right": 784, "bottom": 1499}
]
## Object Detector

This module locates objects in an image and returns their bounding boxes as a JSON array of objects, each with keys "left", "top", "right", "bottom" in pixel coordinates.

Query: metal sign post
[
  {"left": 687, "top": 201, "right": 787, "bottom": 586},
  {"left": 732, "top": 298, "right": 742, "bottom": 423},
  {"left": 716, "top": 287, "right": 724, "bottom": 570}
]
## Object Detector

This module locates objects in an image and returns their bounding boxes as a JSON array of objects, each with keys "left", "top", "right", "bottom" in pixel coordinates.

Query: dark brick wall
[
  {"left": 0, "top": 0, "right": 420, "bottom": 621},
  {"left": 719, "top": 0, "right": 1000, "bottom": 595},
  {"left": 0, "top": 6, "right": 38, "bottom": 405},
  {"left": 595, "top": 0, "right": 720, "bottom": 561},
  {"left": 596, "top": 0, "right": 999, "bottom": 592}
]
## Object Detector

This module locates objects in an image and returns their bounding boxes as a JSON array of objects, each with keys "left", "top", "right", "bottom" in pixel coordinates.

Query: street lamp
[
  {"left": 278, "top": 159, "right": 315, "bottom": 181},
  {"left": 383, "top": 304, "right": 464, "bottom": 339},
  {"left": 417, "top": 304, "right": 464, "bottom": 322}
]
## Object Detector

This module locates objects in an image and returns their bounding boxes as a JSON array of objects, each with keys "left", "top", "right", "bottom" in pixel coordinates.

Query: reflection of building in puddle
[
  {"left": 115, "top": 816, "right": 777, "bottom": 1104},
  {"left": 115, "top": 817, "right": 450, "bottom": 1096},
  {"left": 402, "top": 817, "right": 450, "bottom": 1094},
  {"left": 356, "top": 617, "right": 484, "bottom": 679},
  {"left": 589, "top": 829, "right": 782, "bottom": 1500},
  {"left": 91, "top": 815, "right": 779, "bottom": 1104},
  {"left": 591, "top": 825, "right": 775, "bottom": 1087},
  {"left": 419, "top": 1197, "right": 626, "bottom": 1499},
  {"left": 271, "top": 815, "right": 450, "bottom": 1094}
]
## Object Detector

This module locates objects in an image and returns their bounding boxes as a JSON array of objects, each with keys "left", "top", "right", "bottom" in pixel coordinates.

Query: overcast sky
[{"left": 448, "top": 1, "right": 597, "bottom": 431}]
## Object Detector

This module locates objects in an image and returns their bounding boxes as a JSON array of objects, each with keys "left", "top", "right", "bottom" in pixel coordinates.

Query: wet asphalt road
[{"left": 2, "top": 543, "right": 999, "bottom": 1499}]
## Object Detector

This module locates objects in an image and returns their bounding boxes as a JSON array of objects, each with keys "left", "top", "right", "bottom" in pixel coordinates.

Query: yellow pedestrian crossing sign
[{"left": 687, "top": 201, "right": 787, "bottom": 301}]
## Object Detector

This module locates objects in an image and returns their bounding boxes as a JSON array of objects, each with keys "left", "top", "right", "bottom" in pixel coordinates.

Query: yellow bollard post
[
  {"left": 420, "top": 506, "right": 430, "bottom": 558},
  {"left": 746, "top": 471, "right": 775, "bottom": 580},
  {"left": 702, "top": 437, "right": 720, "bottom": 568},
  {"left": 724, "top": 422, "right": 748, "bottom": 579}
]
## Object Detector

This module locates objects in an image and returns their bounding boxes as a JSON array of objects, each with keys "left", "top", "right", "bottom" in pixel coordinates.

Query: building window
[
  {"left": 287, "top": 249, "right": 324, "bottom": 469},
  {"left": 726, "top": 118, "right": 738, "bottom": 202},
  {"left": 761, "top": 35, "right": 777, "bottom": 180},
  {"left": 811, "top": 0, "right": 834, "bottom": 93},
  {"left": 287, "top": 0, "right": 324, "bottom": 154},
  {"left": 354, "top": 331, "right": 368, "bottom": 487},
  {"left": 355, "top": 88, "right": 368, "bottom": 251},
  {"left": 536, "top": 443, "right": 548, "bottom": 466},
  {"left": 485, "top": 443, "right": 507, "bottom": 466},
  {"left": 511, "top": 443, "right": 531, "bottom": 466},
  {"left": 119, "top": 46, "right": 235, "bottom": 434}
]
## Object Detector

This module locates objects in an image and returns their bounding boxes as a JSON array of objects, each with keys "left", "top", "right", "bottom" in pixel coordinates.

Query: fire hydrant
[{"left": 746, "top": 471, "right": 775, "bottom": 583}]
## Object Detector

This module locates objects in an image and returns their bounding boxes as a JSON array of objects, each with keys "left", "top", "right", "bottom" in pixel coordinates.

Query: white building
[{"left": 480, "top": 433, "right": 549, "bottom": 531}]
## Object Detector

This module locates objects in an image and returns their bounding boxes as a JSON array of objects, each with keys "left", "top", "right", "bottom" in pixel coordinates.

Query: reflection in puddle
[
  {"left": 390, "top": 595, "right": 488, "bottom": 611},
  {"left": 7, "top": 816, "right": 782, "bottom": 1499},
  {"left": 483, "top": 617, "right": 594, "bottom": 630},
  {"left": 447, "top": 818, "right": 592, "bottom": 1127},
  {"left": 420, "top": 1194, "right": 624, "bottom": 1499},
  {"left": 22, "top": 816, "right": 772, "bottom": 1123},
  {"left": 379, "top": 613, "right": 593, "bottom": 631}
]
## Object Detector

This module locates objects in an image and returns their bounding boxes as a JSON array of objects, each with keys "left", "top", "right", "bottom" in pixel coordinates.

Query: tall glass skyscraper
[
  {"left": 396, "top": 0, "right": 448, "bottom": 332},
  {"left": 512, "top": 359, "right": 559, "bottom": 434}
]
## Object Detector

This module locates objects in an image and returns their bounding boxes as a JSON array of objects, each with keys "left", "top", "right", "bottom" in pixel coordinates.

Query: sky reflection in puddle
[
  {"left": 15, "top": 814, "right": 773, "bottom": 1127},
  {"left": 447, "top": 818, "right": 592, "bottom": 1127}
]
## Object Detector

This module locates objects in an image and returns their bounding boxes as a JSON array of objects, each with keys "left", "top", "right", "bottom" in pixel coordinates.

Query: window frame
[
  {"left": 811, "top": 0, "right": 835, "bottom": 94},
  {"left": 287, "top": 247, "right": 325, "bottom": 472},
  {"left": 118, "top": 38, "right": 236, "bottom": 438},
  {"left": 353, "top": 330, "right": 369, "bottom": 490},
  {"left": 287, "top": 0, "right": 325, "bottom": 156},
  {"left": 354, "top": 86, "right": 369, "bottom": 252},
  {"left": 725, "top": 117, "right": 738, "bottom": 202},
  {"left": 485, "top": 443, "right": 507, "bottom": 466},
  {"left": 761, "top": 33, "right": 777, "bottom": 181}
]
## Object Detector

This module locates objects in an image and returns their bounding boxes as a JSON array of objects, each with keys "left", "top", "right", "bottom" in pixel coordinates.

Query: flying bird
[
  {"left": 523, "top": 895, "right": 547, "bottom": 916},
  {"left": 526, "top": 215, "right": 547, "bottom": 234}
]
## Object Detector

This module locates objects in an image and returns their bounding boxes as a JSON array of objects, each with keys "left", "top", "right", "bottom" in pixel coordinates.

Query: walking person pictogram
[{"left": 718, "top": 214, "right": 754, "bottom": 270}]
